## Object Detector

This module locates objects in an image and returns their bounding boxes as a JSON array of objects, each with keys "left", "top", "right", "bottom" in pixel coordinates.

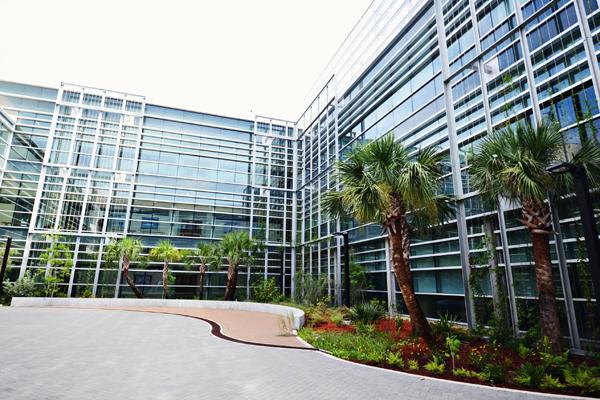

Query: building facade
[{"left": 1, "top": 0, "right": 599, "bottom": 348}]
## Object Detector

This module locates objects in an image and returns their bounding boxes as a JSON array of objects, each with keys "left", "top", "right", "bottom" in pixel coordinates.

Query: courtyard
[{"left": 0, "top": 307, "right": 582, "bottom": 400}]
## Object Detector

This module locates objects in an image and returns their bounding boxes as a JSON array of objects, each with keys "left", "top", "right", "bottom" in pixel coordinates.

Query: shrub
[
  {"left": 482, "top": 363, "right": 506, "bottom": 384},
  {"left": 330, "top": 309, "right": 345, "bottom": 326},
  {"left": 514, "top": 362, "right": 546, "bottom": 387},
  {"left": 305, "top": 302, "right": 328, "bottom": 327},
  {"left": 294, "top": 271, "right": 328, "bottom": 305},
  {"left": 453, "top": 367, "right": 487, "bottom": 381},
  {"left": 424, "top": 355, "right": 445, "bottom": 375},
  {"left": 432, "top": 313, "right": 458, "bottom": 337},
  {"left": 408, "top": 359, "right": 419, "bottom": 371},
  {"left": 540, "top": 374, "right": 565, "bottom": 390},
  {"left": 563, "top": 364, "right": 600, "bottom": 394},
  {"left": 386, "top": 352, "right": 405, "bottom": 368},
  {"left": 252, "top": 278, "right": 283, "bottom": 303},
  {"left": 517, "top": 342, "right": 530, "bottom": 358},
  {"left": 3, "top": 274, "right": 36, "bottom": 299},
  {"left": 349, "top": 300, "right": 385, "bottom": 325}
]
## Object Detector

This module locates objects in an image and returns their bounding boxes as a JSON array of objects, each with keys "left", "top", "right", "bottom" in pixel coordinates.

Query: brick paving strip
[{"left": 103, "top": 306, "right": 313, "bottom": 349}]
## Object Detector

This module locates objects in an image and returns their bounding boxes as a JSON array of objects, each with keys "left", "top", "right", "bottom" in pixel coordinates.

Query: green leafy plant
[
  {"left": 540, "top": 374, "right": 565, "bottom": 390},
  {"left": 514, "top": 362, "right": 546, "bottom": 387},
  {"left": 408, "top": 359, "right": 419, "bottom": 371},
  {"left": 517, "top": 342, "right": 530, "bottom": 358},
  {"left": 293, "top": 270, "right": 328, "bottom": 306},
  {"left": 482, "top": 363, "right": 506, "bottom": 384},
  {"left": 348, "top": 300, "right": 385, "bottom": 325},
  {"left": 38, "top": 234, "right": 73, "bottom": 297},
  {"left": 330, "top": 309, "right": 345, "bottom": 326},
  {"left": 453, "top": 367, "right": 486, "bottom": 381},
  {"left": 252, "top": 277, "right": 283, "bottom": 303},
  {"left": 563, "top": 364, "right": 600, "bottom": 394},
  {"left": 424, "top": 354, "right": 445, "bottom": 375},
  {"left": 2, "top": 273, "right": 36, "bottom": 299},
  {"left": 305, "top": 301, "right": 329, "bottom": 327},
  {"left": 299, "top": 327, "right": 393, "bottom": 364},
  {"left": 432, "top": 313, "right": 458, "bottom": 338},
  {"left": 538, "top": 337, "right": 569, "bottom": 375},
  {"left": 445, "top": 336, "right": 461, "bottom": 371},
  {"left": 386, "top": 352, "right": 405, "bottom": 368}
]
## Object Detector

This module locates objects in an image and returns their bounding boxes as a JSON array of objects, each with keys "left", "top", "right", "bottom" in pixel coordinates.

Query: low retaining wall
[{"left": 10, "top": 297, "right": 305, "bottom": 329}]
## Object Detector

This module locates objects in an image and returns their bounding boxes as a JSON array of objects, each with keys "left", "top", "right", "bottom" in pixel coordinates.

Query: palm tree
[
  {"left": 219, "top": 231, "right": 261, "bottom": 301},
  {"left": 469, "top": 120, "right": 600, "bottom": 352},
  {"left": 322, "top": 133, "right": 451, "bottom": 344},
  {"left": 104, "top": 238, "right": 144, "bottom": 299},
  {"left": 150, "top": 240, "right": 182, "bottom": 299},
  {"left": 195, "top": 243, "right": 219, "bottom": 299}
]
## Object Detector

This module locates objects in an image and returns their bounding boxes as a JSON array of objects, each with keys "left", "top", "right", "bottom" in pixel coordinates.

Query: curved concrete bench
[{"left": 10, "top": 297, "right": 305, "bottom": 330}]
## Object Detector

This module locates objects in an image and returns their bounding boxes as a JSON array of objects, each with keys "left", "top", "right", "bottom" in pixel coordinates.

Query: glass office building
[{"left": 1, "top": 0, "right": 599, "bottom": 348}]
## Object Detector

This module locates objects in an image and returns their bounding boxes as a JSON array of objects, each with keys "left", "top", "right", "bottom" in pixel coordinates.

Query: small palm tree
[
  {"left": 195, "top": 243, "right": 219, "bottom": 300},
  {"left": 322, "top": 133, "right": 451, "bottom": 344},
  {"left": 105, "top": 238, "right": 144, "bottom": 299},
  {"left": 219, "top": 231, "right": 261, "bottom": 301},
  {"left": 150, "top": 240, "right": 182, "bottom": 299},
  {"left": 469, "top": 120, "right": 600, "bottom": 352}
]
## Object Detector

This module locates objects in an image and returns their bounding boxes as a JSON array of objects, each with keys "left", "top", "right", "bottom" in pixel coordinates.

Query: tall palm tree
[
  {"left": 219, "top": 231, "right": 261, "bottom": 301},
  {"left": 195, "top": 243, "right": 219, "bottom": 300},
  {"left": 150, "top": 240, "right": 182, "bottom": 299},
  {"left": 104, "top": 238, "right": 144, "bottom": 299},
  {"left": 322, "top": 133, "right": 451, "bottom": 344},
  {"left": 469, "top": 120, "right": 600, "bottom": 353}
]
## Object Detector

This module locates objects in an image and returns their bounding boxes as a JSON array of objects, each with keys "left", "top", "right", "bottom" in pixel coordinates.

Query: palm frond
[{"left": 470, "top": 120, "right": 564, "bottom": 204}]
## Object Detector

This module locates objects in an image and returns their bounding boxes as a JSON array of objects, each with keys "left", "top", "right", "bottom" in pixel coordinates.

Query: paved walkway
[
  {"left": 105, "top": 306, "right": 309, "bottom": 348},
  {"left": 0, "top": 307, "right": 583, "bottom": 400}
]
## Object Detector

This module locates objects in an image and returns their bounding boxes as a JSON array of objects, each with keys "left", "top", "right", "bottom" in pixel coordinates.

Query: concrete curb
[{"left": 10, "top": 297, "right": 305, "bottom": 329}]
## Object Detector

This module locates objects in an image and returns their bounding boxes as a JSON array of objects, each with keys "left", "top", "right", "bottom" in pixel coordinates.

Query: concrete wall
[{"left": 10, "top": 297, "right": 305, "bottom": 329}]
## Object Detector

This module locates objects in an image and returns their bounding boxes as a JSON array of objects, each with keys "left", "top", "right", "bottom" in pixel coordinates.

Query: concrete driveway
[{"left": 0, "top": 307, "right": 580, "bottom": 400}]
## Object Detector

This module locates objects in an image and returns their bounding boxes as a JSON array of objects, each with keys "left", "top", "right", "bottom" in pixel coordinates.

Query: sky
[{"left": 0, "top": 0, "right": 371, "bottom": 121}]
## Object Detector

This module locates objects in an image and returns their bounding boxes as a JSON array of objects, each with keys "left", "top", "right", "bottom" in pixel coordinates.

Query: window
[
  {"left": 125, "top": 100, "right": 142, "bottom": 113},
  {"left": 83, "top": 94, "right": 102, "bottom": 107},
  {"left": 62, "top": 91, "right": 80, "bottom": 103},
  {"left": 104, "top": 97, "right": 123, "bottom": 110}
]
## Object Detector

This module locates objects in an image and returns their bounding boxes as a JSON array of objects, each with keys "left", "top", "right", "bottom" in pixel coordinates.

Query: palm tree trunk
[
  {"left": 530, "top": 231, "right": 562, "bottom": 352},
  {"left": 162, "top": 261, "right": 169, "bottom": 299},
  {"left": 388, "top": 219, "right": 433, "bottom": 345},
  {"left": 224, "top": 265, "right": 237, "bottom": 301},
  {"left": 521, "top": 200, "right": 562, "bottom": 353},
  {"left": 122, "top": 256, "right": 144, "bottom": 299},
  {"left": 198, "top": 264, "right": 206, "bottom": 299}
]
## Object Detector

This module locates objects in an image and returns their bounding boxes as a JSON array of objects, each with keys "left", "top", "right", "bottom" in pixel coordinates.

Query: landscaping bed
[{"left": 299, "top": 304, "right": 600, "bottom": 398}]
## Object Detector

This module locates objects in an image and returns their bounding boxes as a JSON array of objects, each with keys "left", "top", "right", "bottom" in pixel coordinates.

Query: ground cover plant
[{"left": 299, "top": 301, "right": 600, "bottom": 397}]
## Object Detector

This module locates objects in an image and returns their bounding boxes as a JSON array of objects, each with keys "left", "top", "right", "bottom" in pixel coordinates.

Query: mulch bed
[{"left": 310, "top": 316, "right": 598, "bottom": 398}]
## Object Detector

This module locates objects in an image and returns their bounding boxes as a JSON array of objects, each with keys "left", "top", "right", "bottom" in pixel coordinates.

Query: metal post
[
  {"left": 342, "top": 232, "right": 351, "bottom": 308},
  {"left": 0, "top": 236, "right": 12, "bottom": 296},
  {"left": 280, "top": 250, "right": 285, "bottom": 294},
  {"left": 572, "top": 165, "right": 600, "bottom": 324}
]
